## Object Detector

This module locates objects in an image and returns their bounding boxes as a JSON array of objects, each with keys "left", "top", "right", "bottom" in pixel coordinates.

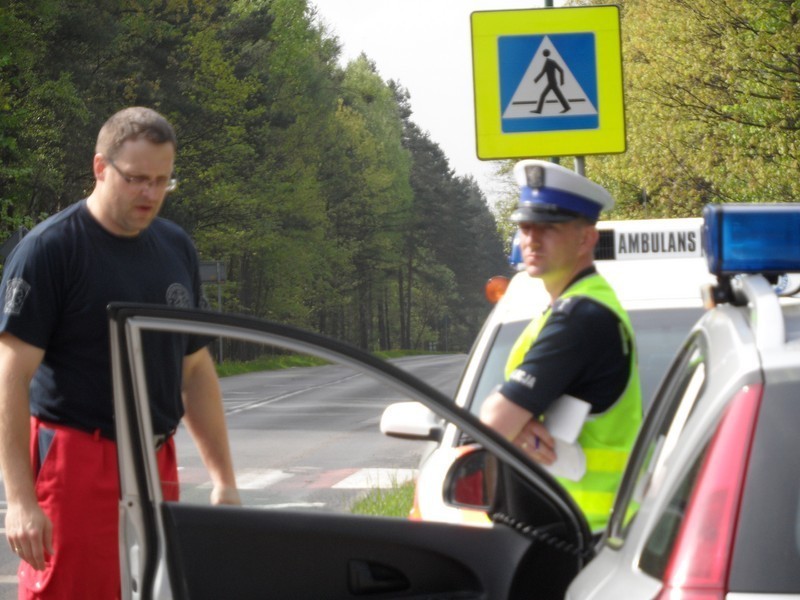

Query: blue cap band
[{"left": 519, "top": 186, "right": 602, "bottom": 221}]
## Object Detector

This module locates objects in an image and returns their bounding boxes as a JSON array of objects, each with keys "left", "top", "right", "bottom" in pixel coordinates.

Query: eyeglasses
[{"left": 105, "top": 157, "right": 178, "bottom": 193}]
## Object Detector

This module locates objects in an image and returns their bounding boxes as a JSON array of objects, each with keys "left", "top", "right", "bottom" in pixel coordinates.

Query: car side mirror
[
  {"left": 445, "top": 447, "right": 498, "bottom": 511},
  {"left": 380, "top": 401, "right": 444, "bottom": 442}
]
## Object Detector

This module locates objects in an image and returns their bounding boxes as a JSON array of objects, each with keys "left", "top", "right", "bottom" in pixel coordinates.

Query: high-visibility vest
[{"left": 504, "top": 273, "right": 642, "bottom": 531}]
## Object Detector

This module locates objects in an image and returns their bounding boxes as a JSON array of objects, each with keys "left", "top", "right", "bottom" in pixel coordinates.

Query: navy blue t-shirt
[
  {"left": 0, "top": 199, "right": 208, "bottom": 437},
  {"left": 500, "top": 270, "right": 632, "bottom": 417}
]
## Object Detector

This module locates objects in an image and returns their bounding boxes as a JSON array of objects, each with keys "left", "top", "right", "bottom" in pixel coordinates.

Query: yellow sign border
[{"left": 471, "top": 6, "right": 625, "bottom": 160}]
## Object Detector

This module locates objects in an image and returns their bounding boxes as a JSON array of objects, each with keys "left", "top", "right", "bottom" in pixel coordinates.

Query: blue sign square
[{"left": 499, "top": 33, "right": 599, "bottom": 133}]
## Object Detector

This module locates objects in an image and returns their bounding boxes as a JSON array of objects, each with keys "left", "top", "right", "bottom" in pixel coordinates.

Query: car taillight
[{"left": 655, "top": 383, "right": 763, "bottom": 600}]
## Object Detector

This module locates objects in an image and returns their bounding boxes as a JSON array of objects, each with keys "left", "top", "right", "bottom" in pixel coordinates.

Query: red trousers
[{"left": 18, "top": 418, "right": 179, "bottom": 600}]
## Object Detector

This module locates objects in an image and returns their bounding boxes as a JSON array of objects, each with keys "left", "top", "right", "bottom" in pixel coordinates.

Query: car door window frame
[{"left": 606, "top": 332, "right": 708, "bottom": 546}]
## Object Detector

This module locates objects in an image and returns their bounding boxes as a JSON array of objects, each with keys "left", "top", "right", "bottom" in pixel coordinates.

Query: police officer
[{"left": 480, "top": 160, "right": 642, "bottom": 531}]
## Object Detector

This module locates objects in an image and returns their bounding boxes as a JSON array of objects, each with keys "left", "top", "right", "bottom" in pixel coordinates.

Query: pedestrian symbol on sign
[
  {"left": 532, "top": 50, "right": 570, "bottom": 114},
  {"left": 500, "top": 33, "right": 599, "bottom": 132}
]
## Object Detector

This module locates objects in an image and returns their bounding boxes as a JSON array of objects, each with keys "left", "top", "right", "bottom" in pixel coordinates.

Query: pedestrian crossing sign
[{"left": 471, "top": 6, "right": 625, "bottom": 159}]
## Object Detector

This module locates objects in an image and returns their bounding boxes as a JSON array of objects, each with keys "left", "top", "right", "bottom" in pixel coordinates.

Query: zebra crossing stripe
[
  {"left": 197, "top": 469, "right": 293, "bottom": 490},
  {"left": 190, "top": 467, "right": 417, "bottom": 491},
  {"left": 235, "top": 470, "right": 295, "bottom": 490}
]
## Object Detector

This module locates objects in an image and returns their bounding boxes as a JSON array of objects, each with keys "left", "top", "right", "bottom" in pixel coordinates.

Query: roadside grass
[
  {"left": 215, "top": 354, "right": 327, "bottom": 377},
  {"left": 215, "top": 349, "right": 438, "bottom": 378},
  {"left": 350, "top": 481, "right": 416, "bottom": 518}
]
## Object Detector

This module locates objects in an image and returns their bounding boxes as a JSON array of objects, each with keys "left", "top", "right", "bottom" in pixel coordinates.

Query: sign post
[
  {"left": 200, "top": 260, "right": 226, "bottom": 362},
  {"left": 471, "top": 6, "right": 625, "bottom": 161}
]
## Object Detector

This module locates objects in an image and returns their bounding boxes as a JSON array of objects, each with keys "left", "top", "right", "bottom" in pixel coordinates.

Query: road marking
[
  {"left": 224, "top": 373, "right": 361, "bottom": 416},
  {"left": 198, "top": 469, "right": 295, "bottom": 490},
  {"left": 0, "top": 576, "right": 17, "bottom": 584},
  {"left": 235, "top": 470, "right": 294, "bottom": 490},
  {"left": 183, "top": 467, "right": 418, "bottom": 491}
]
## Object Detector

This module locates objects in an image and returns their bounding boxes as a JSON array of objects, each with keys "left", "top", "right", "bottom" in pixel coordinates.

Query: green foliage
[
  {"left": 215, "top": 347, "right": 437, "bottom": 378},
  {"left": 311, "top": 56, "right": 415, "bottom": 348},
  {"left": 399, "top": 109, "right": 507, "bottom": 350},
  {"left": 0, "top": 0, "right": 507, "bottom": 354},
  {"left": 572, "top": 0, "right": 800, "bottom": 218}
]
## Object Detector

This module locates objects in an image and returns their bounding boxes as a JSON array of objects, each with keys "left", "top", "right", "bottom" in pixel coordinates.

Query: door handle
[{"left": 348, "top": 559, "right": 409, "bottom": 595}]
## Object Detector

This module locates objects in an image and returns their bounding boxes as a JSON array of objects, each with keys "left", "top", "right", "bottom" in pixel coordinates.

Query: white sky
[{"left": 310, "top": 0, "right": 563, "bottom": 208}]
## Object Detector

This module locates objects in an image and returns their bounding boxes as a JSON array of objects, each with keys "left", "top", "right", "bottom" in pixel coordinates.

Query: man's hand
[
  {"left": 513, "top": 419, "right": 556, "bottom": 465},
  {"left": 5, "top": 499, "right": 53, "bottom": 571}
]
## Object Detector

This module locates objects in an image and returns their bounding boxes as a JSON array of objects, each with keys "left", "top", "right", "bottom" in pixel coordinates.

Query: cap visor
[{"left": 510, "top": 207, "right": 577, "bottom": 223}]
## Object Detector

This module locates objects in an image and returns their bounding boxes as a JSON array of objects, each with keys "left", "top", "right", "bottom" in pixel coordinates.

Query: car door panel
[
  {"left": 161, "top": 503, "right": 531, "bottom": 599},
  {"left": 109, "top": 304, "right": 592, "bottom": 600}
]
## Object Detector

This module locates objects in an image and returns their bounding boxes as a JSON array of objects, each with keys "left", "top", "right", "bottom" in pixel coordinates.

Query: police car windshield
[
  {"left": 467, "top": 307, "right": 702, "bottom": 416},
  {"left": 469, "top": 320, "right": 528, "bottom": 416}
]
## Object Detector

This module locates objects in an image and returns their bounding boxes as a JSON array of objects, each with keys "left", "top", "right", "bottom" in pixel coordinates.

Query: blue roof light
[
  {"left": 703, "top": 204, "right": 800, "bottom": 276},
  {"left": 508, "top": 230, "right": 522, "bottom": 268}
]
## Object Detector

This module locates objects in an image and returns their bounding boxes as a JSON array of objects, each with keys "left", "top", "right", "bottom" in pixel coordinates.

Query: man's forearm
[
  {"left": 0, "top": 385, "right": 36, "bottom": 505},
  {"left": 0, "top": 334, "right": 53, "bottom": 570},
  {"left": 0, "top": 338, "right": 40, "bottom": 505},
  {"left": 479, "top": 390, "right": 533, "bottom": 441},
  {"left": 181, "top": 349, "right": 239, "bottom": 501}
]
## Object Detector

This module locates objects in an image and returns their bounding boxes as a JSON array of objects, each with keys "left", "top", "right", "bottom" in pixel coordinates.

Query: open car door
[{"left": 108, "top": 304, "right": 593, "bottom": 600}]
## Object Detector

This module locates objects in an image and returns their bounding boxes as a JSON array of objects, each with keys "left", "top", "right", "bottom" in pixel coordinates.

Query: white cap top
[{"left": 511, "top": 160, "right": 614, "bottom": 223}]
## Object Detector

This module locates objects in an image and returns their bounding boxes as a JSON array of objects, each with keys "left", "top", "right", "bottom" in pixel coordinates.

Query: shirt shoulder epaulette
[{"left": 551, "top": 295, "right": 586, "bottom": 316}]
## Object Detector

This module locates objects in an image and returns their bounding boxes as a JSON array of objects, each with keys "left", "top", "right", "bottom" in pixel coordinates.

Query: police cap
[{"left": 510, "top": 160, "right": 614, "bottom": 224}]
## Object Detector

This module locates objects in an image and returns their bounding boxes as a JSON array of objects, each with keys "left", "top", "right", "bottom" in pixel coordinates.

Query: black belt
[{"left": 33, "top": 418, "right": 176, "bottom": 449}]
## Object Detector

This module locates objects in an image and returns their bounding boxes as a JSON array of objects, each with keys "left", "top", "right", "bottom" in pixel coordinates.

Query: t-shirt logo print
[
  {"left": 166, "top": 283, "right": 191, "bottom": 308},
  {"left": 4, "top": 277, "right": 31, "bottom": 315}
]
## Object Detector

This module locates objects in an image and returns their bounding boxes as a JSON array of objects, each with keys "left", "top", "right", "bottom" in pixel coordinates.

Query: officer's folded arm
[{"left": 480, "top": 391, "right": 556, "bottom": 464}]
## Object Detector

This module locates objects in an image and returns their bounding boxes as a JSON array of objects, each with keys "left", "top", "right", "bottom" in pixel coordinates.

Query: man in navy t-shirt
[{"left": 0, "top": 107, "right": 240, "bottom": 598}]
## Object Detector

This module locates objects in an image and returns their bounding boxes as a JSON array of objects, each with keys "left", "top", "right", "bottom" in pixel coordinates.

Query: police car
[
  {"left": 381, "top": 217, "right": 714, "bottom": 525},
  {"left": 567, "top": 204, "right": 800, "bottom": 599}
]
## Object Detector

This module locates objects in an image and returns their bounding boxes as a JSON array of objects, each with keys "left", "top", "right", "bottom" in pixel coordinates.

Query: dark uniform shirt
[
  {"left": 0, "top": 199, "right": 208, "bottom": 437},
  {"left": 500, "top": 267, "right": 631, "bottom": 417}
]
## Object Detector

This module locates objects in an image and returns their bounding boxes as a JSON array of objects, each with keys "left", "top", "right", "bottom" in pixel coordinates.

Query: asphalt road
[
  {"left": 0, "top": 353, "right": 466, "bottom": 598},
  {"left": 172, "top": 353, "right": 466, "bottom": 510}
]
